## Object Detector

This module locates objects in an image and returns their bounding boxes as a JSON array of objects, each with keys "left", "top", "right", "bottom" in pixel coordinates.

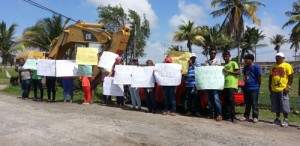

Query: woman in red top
[{"left": 79, "top": 76, "right": 93, "bottom": 105}]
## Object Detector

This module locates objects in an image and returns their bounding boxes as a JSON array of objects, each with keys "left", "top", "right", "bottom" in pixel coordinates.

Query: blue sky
[{"left": 0, "top": 0, "right": 297, "bottom": 63}]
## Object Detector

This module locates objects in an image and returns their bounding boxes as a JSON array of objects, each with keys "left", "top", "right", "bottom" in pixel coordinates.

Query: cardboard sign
[
  {"left": 130, "top": 66, "right": 155, "bottom": 87},
  {"left": 168, "top": 51, "right": 190, "bottom": 75},
  {"left": 23, "top": 59, "right": 37, "bottom": 70},
  {"left": 113, "top": 65, "right": 137, "bottom": 85},
  {"left": 37, "top": 59, "right": 56, "bottom": 76},
  {"left": 78, "top": 65, "right": 93, "bottom": 77},
  {"left": 103, "top": 77, "right": 124, "bottom": 96},
  {"left": 98, "top": 51, "right": 119, "bottom": 71},
  {"left": 195, "top": 66, "right": 225, "bottom": 90},
  {"left": 154, "top": 63, "right": 182, "bottom": 86},
  {"left": 76, "top": 47, "right": 98, "bottom": 65},
  {"left": 56, "top": 60, "right": 78, "bottom": 77}
]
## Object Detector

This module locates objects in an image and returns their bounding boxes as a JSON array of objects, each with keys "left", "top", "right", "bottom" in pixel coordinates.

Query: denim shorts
[{"left": 270, "top": 91, "right": 290, "bottom": 113}]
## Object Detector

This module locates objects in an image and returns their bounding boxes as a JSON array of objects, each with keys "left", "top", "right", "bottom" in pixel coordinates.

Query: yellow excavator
[{"left": 48, "top": 20, "right": 130, "bottom": 84}]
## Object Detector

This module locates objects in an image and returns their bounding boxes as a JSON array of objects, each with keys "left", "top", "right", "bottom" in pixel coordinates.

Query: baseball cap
[
  {"left": 190, "top": 53, "right": 197, "bottom": 58},
  {"left": 115, "top": 56, "right": 121, "bottom": 61},
  {"left": 165, "top": 56, "right": 172, "bottom": 63},
  {"left": 276, "top": 52, "right": 285, "bottom": 57}
]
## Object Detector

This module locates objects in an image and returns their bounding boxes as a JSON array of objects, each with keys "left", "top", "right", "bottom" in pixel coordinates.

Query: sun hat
[{"left": 276, "top": 52, "right": 285, "bottom": 57}]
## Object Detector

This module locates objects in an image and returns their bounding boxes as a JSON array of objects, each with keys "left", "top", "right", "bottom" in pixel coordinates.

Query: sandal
[
  {"left": 170, "top": 112, "right": 176, "bottom": 116},
  {"left": 162, "top": 111, "right": 168, "bottom": 115}
]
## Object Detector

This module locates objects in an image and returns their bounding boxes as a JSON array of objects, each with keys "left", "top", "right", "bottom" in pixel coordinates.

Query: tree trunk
[{"left": 187, "top": 40, "right": 192, "bottom": 53}]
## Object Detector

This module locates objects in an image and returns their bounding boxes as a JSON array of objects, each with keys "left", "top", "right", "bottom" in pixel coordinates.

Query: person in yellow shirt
[{"left": 269, "top": 52, "right": 293, "bottom": 128}]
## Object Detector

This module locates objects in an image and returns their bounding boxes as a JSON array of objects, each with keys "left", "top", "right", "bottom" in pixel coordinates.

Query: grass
[{"left": 0, "top": 69, "right": 300, "bottom": 124}]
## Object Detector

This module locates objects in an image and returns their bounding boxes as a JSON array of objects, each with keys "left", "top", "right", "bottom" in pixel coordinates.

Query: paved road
[{"left": 0, "top": 92, "right": 299, "bottom": 146}]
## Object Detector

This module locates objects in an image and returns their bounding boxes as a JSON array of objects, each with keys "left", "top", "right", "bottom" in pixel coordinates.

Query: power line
[{"left": 23, "top": 0, "right": 77, "bottom": 22}]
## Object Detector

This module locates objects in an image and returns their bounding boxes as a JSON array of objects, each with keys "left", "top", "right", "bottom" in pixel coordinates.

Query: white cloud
[
  {"left": 169, "top": 0, "right": 209, "bottom": 27},
  {"left": 86, "top": 0, "right": 158, "bottom": 28}
]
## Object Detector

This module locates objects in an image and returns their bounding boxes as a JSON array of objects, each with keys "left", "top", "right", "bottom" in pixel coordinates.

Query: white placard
[
  {"left": 103, "top": 77, "right": 124, "bottom": 96},
  {"left": 131, "top": 66, "right": 155, "bottom": 87},
  {"left": 195, "top": 66, "right": 225, "bottom": 90},
  {"left": 37, "top": 59, "right": 56, "bottom": 76},
  {"left": 98, "top": 51, "right": 119, "bottom": 71},
  {"left": 56, "top": 60, "right": 78, "bottom": 77},
  {"left": 154, "top": 63, "right": 182, "bottom": 86},
  {"left": 23, "top": 59, "right": 37, "bottom": 70},
  {"left": 113, "top": 65, "right": 137, "bottom": 84}
]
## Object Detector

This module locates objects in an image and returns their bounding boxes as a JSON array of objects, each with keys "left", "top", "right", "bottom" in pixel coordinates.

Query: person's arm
[
  {"left": 284, "top": 73, "right": 293, "bottom": 93},
  {"left": 258, "top": 75, "right": 262, "bottom": 86},
  {"left": 269, "top": 75, "right": 272, "bottom": 93},
  {"left": 225, "top": 69, "right": 240, "bottom": 75}
]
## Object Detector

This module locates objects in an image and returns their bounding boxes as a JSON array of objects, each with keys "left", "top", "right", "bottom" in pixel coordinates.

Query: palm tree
[
  {"left": 0, "top": 21, "right": 23, "bottom": 66},
  {"left": 20, "top": 15, "right": 69, "bottom": 52},
  {"left": 241, "top": 26, "right": 266, "bottom": 62},
  {"left": 173, "top": 20, "right": 204, "bottom": 53},
  {"left": 165, "top": 45, "right": 184, "bottom": 55},
  {"left": 211, "top": 0, "right": 265, "bottom": 64},
  {"left": 289, "top": 29, "right": 300, "bottom": 62},
  {"left": 269, "top": 34, "right": 288, "bottom": 53}
]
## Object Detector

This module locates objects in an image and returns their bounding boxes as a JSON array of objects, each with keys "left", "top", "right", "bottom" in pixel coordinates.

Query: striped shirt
[{"left": 186, "top": 61, "right": 200, "bottom": 87}]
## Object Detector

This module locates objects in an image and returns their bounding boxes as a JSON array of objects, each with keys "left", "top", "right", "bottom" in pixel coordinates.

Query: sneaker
[
  {"left": 185, "top": 112, "right": 192, "bottom": 116},
  {"left": 253, "top": 118, "right": 259, "bottom": 123},
  {"left": 195, "top": 112, "right": 201, "bottom": 117},
  {"left": 69, "top": 100, "right": 73, "bottom": 103},
  {"left": 281, "top": 119, "right": 289, "bottom": 128},
  {"left": 216, "top": 115, "right": 222, "bottom": 121},
  {"left": 64, "top": 100, "right": 66, "bottom": 103},
  {"left": 240, "top": 117, "right": 249, "bottom": 121},
  {"left": 273, "top": 118, "right": 281, "bottom": 125}
]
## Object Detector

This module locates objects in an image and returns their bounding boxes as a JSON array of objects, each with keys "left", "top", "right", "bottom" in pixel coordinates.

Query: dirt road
[{"left": 0, "top": 92, "right": 299, "bottom": 146}]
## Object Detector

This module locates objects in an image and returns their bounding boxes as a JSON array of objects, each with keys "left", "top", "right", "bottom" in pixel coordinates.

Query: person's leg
[
  {"left": 37, "top": 79, "right": 43, "bottom": 100},
  {"left": 116, "top": 96, "right": 120, "bottom": 105},
  {"left": 251, "top": 90, "right": 259, "bottom": 119},
  {"left": 205, "top": 90, "right": 214, "bottom": 117},
  {"left": 227, "top": 88, "right": 236, "bottom": 121},
  {"left": 51, "top": 80, "right": 56, "bottom": 102},
  {"left": 129, "top": 87, "right": 136, "bottom": 108},
  {"left": 281, "top": 91, "right": 290, "bottom": 127},
  {"left": 61, "top": 79, "right": 67, "bottom": 101},
  {"left": 134, "top": 88, "right": 141, "bottom": 108},
  {"left": 68, "top": 78, "right": 74, "bottom": 101},
  {"left": 162, "top": 86, "right": 169, "bottom": 113},
  {"left": 170, "top": 86, "right": 176, "bottom": 113},
  {"left": 23, "top": 79, "right": 31, "bottom": 98},
  {"left": 46, "top": 79, "right": 51, "bottom": 101},
  {"left": 223, "top": 88, "right": 230, "bottom": 119},
  {"left": 20, "top": 80, "right": 25, "bottom": 98},
  {"left": 213, "top": 90, "right": 222, "bottom": 118},
  {"left": 32, "top": 79, "right": 38, "bottom": 99},
  {"left": 192, "top": 86, "right": 200, "bottom": 115},
  {"left": 150, "top": 89, "right": 157, "bottom": 112},
  {"left": 271, "top": 91, "right": 281, "bottom": 124},
  {"left": 243, "top": 90, "right": 251, "bottom": 119},
  {"left": 185, "top": 87, "right": 193, "bottom": 114},
  {"left": 86, "top": 86, "right": 91, "bottom": 102},
  {"left": 145, "top": 88, "right": 152, "bottom": 112}
]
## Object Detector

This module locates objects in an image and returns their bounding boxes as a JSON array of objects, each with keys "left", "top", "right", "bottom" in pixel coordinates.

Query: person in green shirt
[
  {"left": 222, "top": 50, "right": 240, "bottom": 124},
  {"left": 32, "top": 70, "right": 43, "bottom": 101}
]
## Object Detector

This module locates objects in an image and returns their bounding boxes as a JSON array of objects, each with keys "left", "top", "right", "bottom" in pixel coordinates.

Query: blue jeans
[
  {"left": 205, "top": 90, "right": 222, "bottom": 116},
  {"left": 62, "top": 78, "right": 74, "bottom": 100},
  {"left": 163, "top": 86, "right": 176, "bottom": 112},
  {"left": 243, "top": 90, "right": 259, "bottom": 118},
  {"left": 21, "top": 79, "right": 31, "bottom": 98},
  {"left": 129, "top": 87, "right": 141, "bottom": 107}
]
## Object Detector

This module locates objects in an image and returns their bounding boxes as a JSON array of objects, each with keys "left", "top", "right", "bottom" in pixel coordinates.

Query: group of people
[{"left": 16, "top": 50, "right": 298, "bottom": 128}]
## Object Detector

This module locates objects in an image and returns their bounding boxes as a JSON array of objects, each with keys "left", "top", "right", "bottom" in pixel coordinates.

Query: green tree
[
  {"left": 20, "top": 15, "right": 69, "bottom": 51},
  {"left": 97, "top": 5, "right": 150, "bottom": 63},
  {"left": 0, "top": 21, "right": 24, "bottom": 66},
  {"left": 241, "top": 26, "right": 266, "bottom": 62},
  {"left": 269, "top": 34, "right": 288, "bottom": 53},
  {"left": 173, "top": 20, "right": 204, "bottom": 53},
  {"left": 165, "top": 45, "right": 184, "bottom": 55},
  {"left": 211, "top": 0, "right": 265, "bottom": 64}
]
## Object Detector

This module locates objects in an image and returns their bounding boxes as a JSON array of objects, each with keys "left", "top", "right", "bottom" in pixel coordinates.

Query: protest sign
[
  {"left": 56, "top": 60, "right": 78, "bottom": 77},
  {"left": 195, "top": 66, "right": 224, "bottom": 90},
  {"left": 113, "top": 65, "right": 137, "bottom": 84},
  {"left": 168, "top": 51, "right": 190, "bottom": 75},
  {"left": 103, "top": 77, "right": 124, "bottom": 96},
  {"left": 131, "top": 66, "right": 155, "bottom": 87},
  {"left": 154, "top": 63, "right": 182, "bottom": 86},
  {"left": 78, "top": 65, "right": 93, "bottom": 77},
  {"left": 98, "top": 51, "right": 118, "bottom": 71},
  {"left": 37, "top": 59, "right": 56, "bottom": 76},
  {"left": 76, "top": 47, "right": 98, "bottom": 65},
  {"left": 23, "top": 59, "right": 37, "bottom": 70}
]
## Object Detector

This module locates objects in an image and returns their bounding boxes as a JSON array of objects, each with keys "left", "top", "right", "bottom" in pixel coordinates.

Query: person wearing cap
[
  {"left": 162, "top": 56, "right": 177, "bottom": 116},
  {"left": 241, "top": 54, "right": 262, "bottom": 123},
  {"left": 222, "top": 50, "right": 240, "bottom": 124},
  {"left": 185, "top": 53, "right": 201, "bottom": 117},
  {"left": 203, "top": 49, "right": 223, "bottom": 121},
  {"left": 269, "top": 52, "right": 294, "bottom": 127},
  {"left": 129, "top": 58, "right": 141, "bottom": 110},
  {"left": 107, "top": 56, "right": 125, "bottom": 107}
]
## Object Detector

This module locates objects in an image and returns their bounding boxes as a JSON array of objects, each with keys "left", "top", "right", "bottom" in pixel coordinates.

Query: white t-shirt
[
  {"left": 204, "top": 58, "right": 221, "bottom": 66},
  {"left": 18, "top": 66, "right": 31, "bottom": 80}
]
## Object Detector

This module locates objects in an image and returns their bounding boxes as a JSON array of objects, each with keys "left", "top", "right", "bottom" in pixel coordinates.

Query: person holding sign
[
  {"left": 18, "top": 58, "right": 32, "bottom": 99},
  {"left": 144, "top": 60, "right": 157, "bottom": 113},
  {"left": 79, "top": 76, "right": 94, "bottom": 105},
  {"left": 204, "top": 49, "right": 222, "bottom": 121},
  {"left": 129, "top": 58, "right": 141, "bottom": 110},
  {"left": 222, "top": 51, "right": 240, "bottom": 124},
  {"left": 162, "top": 56, "right": 177, "bottom": 116},
  {"left": 185, "top": 53, "right": 201, "bottom": 117},
  {"left": 108, "top": 56, "right": 124, "bottom": 107},
  {"left": 32, "top": 70, "right": 43, "bottom": 101},
  {"left": 46, "top": 58, "right": 57, "bottom": 103},
  {"left": 241, "top": 54, "right": 262, "bottom": 123}
]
